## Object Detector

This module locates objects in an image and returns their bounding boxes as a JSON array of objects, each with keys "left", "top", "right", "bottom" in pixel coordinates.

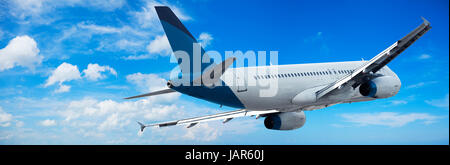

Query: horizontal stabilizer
[
  {"left": 193, "top": 57, "right": 236, "bottom": 86},
  {"left": 124, "top": 88, "right": 176, "bottom": 99},
  {"left": 137, "top": 121, "right": 146, "bottom": 132}
]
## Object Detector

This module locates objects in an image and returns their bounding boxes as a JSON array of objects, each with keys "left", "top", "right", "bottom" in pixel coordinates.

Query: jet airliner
[{"left": 127, "top": 6, "right": 431, "bottom": 132}]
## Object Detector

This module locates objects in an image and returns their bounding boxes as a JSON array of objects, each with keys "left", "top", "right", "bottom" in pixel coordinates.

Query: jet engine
[
  {"left": 358, "top": 76, "right": 401, "bottom": 98},
  {"left": 264, "top": 111, "right": 306, "bottom": 130}
]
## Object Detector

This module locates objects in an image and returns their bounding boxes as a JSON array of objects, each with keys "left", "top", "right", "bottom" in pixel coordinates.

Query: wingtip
[
  {"left": 421, "top": 16, "right": 430, "bottom": 25},
  {"left": 137, "top": 121, "right": 146, "bottom": 132}
]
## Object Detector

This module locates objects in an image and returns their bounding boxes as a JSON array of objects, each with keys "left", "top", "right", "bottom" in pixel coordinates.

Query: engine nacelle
[
  {"left": 359, "top": 76, "right": 401, "bottom": 98},
  {"left": 264, "top": 111, "right": 306, "bottom": 130}
]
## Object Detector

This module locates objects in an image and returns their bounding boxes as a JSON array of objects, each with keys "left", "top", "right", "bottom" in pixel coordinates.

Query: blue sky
[{"left": 0, "top": 0, "right": 448, "bottom": 144}]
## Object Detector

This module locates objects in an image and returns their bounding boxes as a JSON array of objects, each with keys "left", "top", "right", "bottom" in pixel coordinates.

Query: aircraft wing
[
  {"left": 137, "top": 109, "right": 280, "bottom": 132},
  {"left": 315, "top": 17, "right": 431, "bottom": 99}
]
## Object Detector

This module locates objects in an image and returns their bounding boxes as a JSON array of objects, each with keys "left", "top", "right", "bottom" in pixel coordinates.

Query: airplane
[{"left": 126, "top": 6, "right": 431, "bottom": 132}]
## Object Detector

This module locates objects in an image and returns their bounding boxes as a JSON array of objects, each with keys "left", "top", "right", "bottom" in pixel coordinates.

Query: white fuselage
[{"left": 221, "top": 61, "right": 401, "bottom": 112}]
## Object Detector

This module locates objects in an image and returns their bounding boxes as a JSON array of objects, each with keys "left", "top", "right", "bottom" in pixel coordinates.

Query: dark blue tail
[{"left": 155, "top": 6, "right": 214, "bottom": 82}]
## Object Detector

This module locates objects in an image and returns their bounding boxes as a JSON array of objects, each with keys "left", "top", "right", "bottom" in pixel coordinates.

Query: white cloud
[
  {"left": 8, "top": 0, "right": 47, "bottom": 20},
  {"left": 98, "top": 113, "right": 120, "bottom": 131},
  {"left": 40, "top": 119, "right": 56, "bottom": 126},
  {"left": 45, "top": 62, "right": 81, "bottom": 87},
  {"left": 115, "top": 39, "right": 144, "bottom": 50},
  {"left": 1, "top": 93, "right": 260, "bottom": 143},
  {"left": 54, "top": 84, "right": 71, "bottom": 93},
  {"left": 80, "top": 0, "right": 126, "bottom": 11},
  {"left": 60, "top": 97, "right": 184, "bottom": 132},
  {"left": 82, "top": 63, "right": 117, "bottom": 81},
  {"left": 388, "top": 100, "right": 408, "bottom": 106},
  {"left": 16, "top": 121, "right": 25, "bottom": 127},
  {"left": 418, "top": 54, "right": 431, "bottom": 60},
  {"left": 407, "top": 82, "right": 425, "bottom": 89},
  {"left": 58, "top": 22, "right": 149, "bottom": 44},
  {"left": 183, "top": 123, "right": 220, "bottom": 141},
  {"left": 339, "top": 112, "right": 441, "bottom": 127},
  {"left": 44, "top": 63, "right": 117, "bottom": 93},
  {"left": 146, "top": 35, "right": 172, "bottom": 56},
  {"left": 44, "top": 62, "right": 81, "bottom": 93},
  {"left": 57, "top": 96, "right": 252, "bottom": 142},
  {"left": 304, "top": 31, "right": 324, "bottom": 43},
  {"left": 77, "top": 22, "right": 122, "bottom": 34},
  {"left": 77, "top": 22, "right": 128, "bottom": 34},
  {"left": 198, "top": 32, "right": 213, "bottom": 48},
  {"left": 425, "top": 94, "right": 449, "bottom": 108},
  {"left": 0, "top": 107, "right": 13, "bottom": 127},
  {"left": 406, "top": 81, "right": 438, "bottom": 89},
  {"left": 0, "top": 35, "right": 43, "bottom": 71},
  {"left": 121, "top": 54, "right": 154, "bottom": 60}
]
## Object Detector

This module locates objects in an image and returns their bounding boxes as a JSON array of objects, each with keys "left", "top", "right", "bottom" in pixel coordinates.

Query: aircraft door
[{"left": 237, "top": 73, "right": 247, "bottom": 92}]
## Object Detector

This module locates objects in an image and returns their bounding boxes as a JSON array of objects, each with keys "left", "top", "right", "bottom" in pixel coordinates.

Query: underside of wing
[{"left": 137, "top": 109, "right": 279, "bottom": 132}]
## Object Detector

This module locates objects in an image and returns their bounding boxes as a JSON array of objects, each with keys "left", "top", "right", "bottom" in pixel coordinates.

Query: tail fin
[{"left": 155, "top": 6, "right": 213, "bottom": 82}]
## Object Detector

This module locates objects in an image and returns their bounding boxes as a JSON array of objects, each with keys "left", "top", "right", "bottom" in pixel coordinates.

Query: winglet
[
  {"left": 421, "top": 17, "right": 430, "bottom": 26},
  {"left": 137, "top": 121, "right": 146, "bottom": 133}
]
